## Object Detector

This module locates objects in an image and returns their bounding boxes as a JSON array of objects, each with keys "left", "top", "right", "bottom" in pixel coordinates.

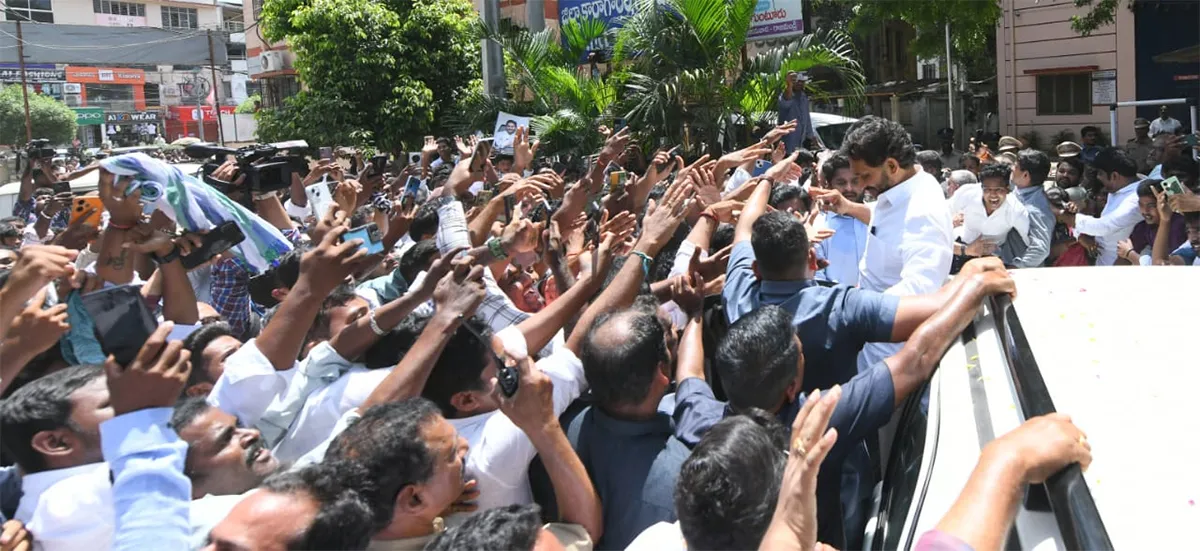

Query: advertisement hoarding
[{"left": 556, "top": 0, "right": 804, "bottom": 46}]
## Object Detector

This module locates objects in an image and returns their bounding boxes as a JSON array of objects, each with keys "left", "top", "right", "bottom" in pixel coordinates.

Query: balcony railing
[{"left": 221, "top": 21, "right": 244, "bottom": 33}]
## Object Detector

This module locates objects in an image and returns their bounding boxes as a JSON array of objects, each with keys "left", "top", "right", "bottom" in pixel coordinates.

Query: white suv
[{"left": 863, "top": 266, "right": 1197, "bottom": 550}]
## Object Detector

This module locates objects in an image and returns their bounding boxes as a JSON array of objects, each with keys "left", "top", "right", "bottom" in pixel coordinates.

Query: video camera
[
  {"left": 25, "top": 139, "right": 56, "bottom": 160},
  {"left": 184, "top": 140, "right": 311, "bottom": 194}
]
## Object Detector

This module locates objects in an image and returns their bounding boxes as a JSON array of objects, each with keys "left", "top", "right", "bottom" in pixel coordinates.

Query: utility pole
[
  {"left": 207, "top": 29, "right": 225, "bottom": 145},
  {"left": 480, "top": 0, "right": 506, "bottom": 97},
  {"left": 945, "top": 22, "right": 955, "bottom": 146},
  {"left": 15, "top": 18, "right": 32, "bottom": 142}
]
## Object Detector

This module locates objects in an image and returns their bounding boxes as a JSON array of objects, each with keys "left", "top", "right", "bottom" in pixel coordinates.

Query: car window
[
  {"left": 816, "top": 123, "right": 854, "bottom": 151},
  {"left": 871, "top": 384, "right": 929, "bottom": 550}
]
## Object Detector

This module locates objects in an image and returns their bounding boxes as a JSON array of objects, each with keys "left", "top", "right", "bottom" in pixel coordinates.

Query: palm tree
[
  {"left": 454, "top": 17, "right": 619, "bottom": 159},
  {"left": 614, "top": 0, "right": 865, "bottom": 155}
]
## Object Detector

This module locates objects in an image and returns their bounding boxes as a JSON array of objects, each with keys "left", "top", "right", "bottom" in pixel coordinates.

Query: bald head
[
  {"left": 579, "top": 305, "right": 670, "bottom": 410},
  {"left": 944, "top": 169, "right": 977, "bottom": 197}
]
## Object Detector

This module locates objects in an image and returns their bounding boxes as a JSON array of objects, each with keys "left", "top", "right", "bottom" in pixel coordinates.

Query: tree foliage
[
  {"left": 843, "top": 0, "right": 1002, "bottom": 63},
  {"left": 0, "top": 85, "right": 77, "bottom": 146},
  {"left": 1069, "top": 0, "right": 1121, "bottom": 35},
  {"left": 256, "top": 0, "right": 479, "bottom": 151},
  {"left": 613, "top": 0, "right": 864, "bottom": 155}
]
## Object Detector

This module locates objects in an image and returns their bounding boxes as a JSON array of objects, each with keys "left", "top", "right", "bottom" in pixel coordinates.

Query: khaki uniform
[{"left": 1124, "top": 137, "right": 1154, "bottom": 175}]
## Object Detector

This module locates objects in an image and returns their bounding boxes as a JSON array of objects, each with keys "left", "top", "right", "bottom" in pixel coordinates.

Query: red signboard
[{"left": 169, "top": 105, "right": 236, "bottom": 122}]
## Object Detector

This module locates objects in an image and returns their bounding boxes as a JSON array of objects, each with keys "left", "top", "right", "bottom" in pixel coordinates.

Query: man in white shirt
[
  {"left": 1057, "top": 147, "right": 1144, "bottom": 266},
  {"left": 1, "top": 365, "right": 114, "bottom": 551},
  {"left": 813, "top": 152, "right": 870, "bottom": 285},
  {"left": 1149, "top": 105, "right": 1182, "bottom": 137},
  {"left": 956, "top": 163, "right": 1031, "bottom": 252},
  {"left": 839, "top": 116, "right": 953, "bottom": 372}
]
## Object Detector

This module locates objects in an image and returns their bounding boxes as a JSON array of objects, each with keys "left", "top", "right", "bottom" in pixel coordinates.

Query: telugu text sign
[{"left": 749, "top": 0, "right": 804, "bottom": 40}]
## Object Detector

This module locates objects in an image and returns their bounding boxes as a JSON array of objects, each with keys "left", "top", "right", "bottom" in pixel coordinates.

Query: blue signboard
[{"left": 557, "top": 0, "right": 638, "bottom": 52}]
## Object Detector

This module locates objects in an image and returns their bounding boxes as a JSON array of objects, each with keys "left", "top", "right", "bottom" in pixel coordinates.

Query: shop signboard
[
  {"left": 0, "top": 63, "right": 65, "bottom": 83},
  {"left": 74, "top": 107, "right": 106, "bottom": 126},
  {"left": 106, "top": 111, "right": 162, "bottom": 123}
]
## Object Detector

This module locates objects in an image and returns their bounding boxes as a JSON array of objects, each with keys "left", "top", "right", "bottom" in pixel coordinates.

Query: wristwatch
[{"left": 152, "top": 246, "right": 181, "bottom": 265}]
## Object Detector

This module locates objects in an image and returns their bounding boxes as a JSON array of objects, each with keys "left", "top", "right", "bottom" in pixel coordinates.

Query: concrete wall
[
  {"left": 996, "top": 0, "right": 1136, "bottom": 145},
  {"left": 53, "top": 0, "right": 223, "bottom": 29}
]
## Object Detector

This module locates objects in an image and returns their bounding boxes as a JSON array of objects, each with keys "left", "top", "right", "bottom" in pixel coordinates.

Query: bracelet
[
  {"left": 487, "top": 237, "right": 508, "bottom": 260},
  {"left": 368, "top": 310, "right": 388, "bottom": 336},
  {"left": 108, "top": 221, "right": 135, "bottom": 230},
  {"left": 631, "top": 250, "right": 653, "bottom": 277},
  {"left": 698, "top": 211, "right": 718, "bottom": 224}
]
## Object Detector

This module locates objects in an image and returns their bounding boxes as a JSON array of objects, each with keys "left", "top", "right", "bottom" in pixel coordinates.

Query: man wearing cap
[
  {"left": 1125, "top": 118, "right": 1154, "bottom": 174},
  {"left": 1056, "top": 141, "right": 1082, "bottom": 160},
  {"left": 938, "top": 128, "right": 962, "bottom": 170},
  {"left": 997, "top": 136, "right": 1021, "bottom": 154},
  {"left": 1150, "top": 105, "right": 1182, "bottom": 137},
  {"left": 778, "top": 71, "right": 815, "bottom": 153}
]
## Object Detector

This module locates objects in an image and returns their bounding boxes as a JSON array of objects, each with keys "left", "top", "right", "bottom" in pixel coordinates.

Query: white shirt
[
  {"left": 269, "top": 344, "right": 392, "bottom": 463},
  {"left": 15, "top": 463, "right": 112, "bottom": 551},
  {"left": 625, "top": 521, "right": 686, "bottom": 551},
  {"left": 723, "top": 167, "right": 752, "bottom": 195},
  {"left": 1149, "top": 117, "right": 1181, "bottom": 137},
  {"left": 857, "top": 168, "right": 953, "bottom": 372},
  {"left": 207, "top": 339, "right": 298, "bottom": 428},
  {"left": 448, "top": 342, "right": 588, "bottom": 517},
  {"left": 948, "top": 183, "right": 979, "bottom": 215},
  {"left": 814, "top": 211, "right": 870, "bottom": 286},
  {"left": 1073, "top": 180, "right": 1142, "bottom": 266},
  {"left": 956, "top": 186, "right": 1031, "bottom": 247}
]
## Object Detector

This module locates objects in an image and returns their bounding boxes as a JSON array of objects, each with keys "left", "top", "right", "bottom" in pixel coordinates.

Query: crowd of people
[{"left": 0, "top": 101, "right": 1192, "bottom": 551}]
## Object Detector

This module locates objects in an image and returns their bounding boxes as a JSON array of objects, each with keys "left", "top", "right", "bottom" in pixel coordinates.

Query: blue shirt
[
  {"left": 1006, "top": 185, "right": 1054, "bottom": 268},
  {"left": 723, "top": 241, "right": 900, "bottom": 390},
  {"left": 673, "top": 361, "right": 896, "bottom": 550},
  {"left": 0, "top": 466, "right": 20, "bottom": 522},
  {"left": 814, "top": 213, "right": 870, "bottom": 286},
  {"left": 565, "top": 406, "right": 691, "bottom": 549},
  {"left": 1172, "top": 242, "right": 1198, "bottom": 264},
  {"left": 100, "top": 408, "right": 192, "bottom": 551},
  {"left": 778, "top": 91, "right": 814, "bottom": 150}
]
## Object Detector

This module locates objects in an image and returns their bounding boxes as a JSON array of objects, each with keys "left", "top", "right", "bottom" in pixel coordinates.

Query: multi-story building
[
  {"left": 995, "top": 0, "right": 1199, "bottom": 146},
  {"left": 2, "top": 0, "right": 250, "bottom": 145}
]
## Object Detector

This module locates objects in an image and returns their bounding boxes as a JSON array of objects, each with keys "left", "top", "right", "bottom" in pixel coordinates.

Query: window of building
[
  {"left": 252, "top": 0, "right": 263, "bottom": 20},
  {"left": 161, "top": 6, "right": 198, "bottom": 29},
  {"left": 1036, "top": 74, "right": 1092, "bottom": 116},
  {"left": 4, "top": 0, "right": 54, "bottom": 23},
  {"left": 93, "top": 0, "right": 145, "bottom": 17}
]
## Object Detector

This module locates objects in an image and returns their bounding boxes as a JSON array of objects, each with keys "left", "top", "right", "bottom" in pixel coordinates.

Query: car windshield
[{"left": 816, "top": 122, "right": 855, "bottom": 150}]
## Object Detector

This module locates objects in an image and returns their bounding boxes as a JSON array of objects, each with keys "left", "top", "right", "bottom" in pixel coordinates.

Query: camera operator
[{"left": 14, "top": 149, "right": 71, "bottom": 241}]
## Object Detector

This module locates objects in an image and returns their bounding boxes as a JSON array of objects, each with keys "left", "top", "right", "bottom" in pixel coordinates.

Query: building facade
[
  {"left": 2, "top": 0, "right": 249, "bottom": 145},
  {"left": 995, "top": 0, "right": 1199, "bottom": 146}
]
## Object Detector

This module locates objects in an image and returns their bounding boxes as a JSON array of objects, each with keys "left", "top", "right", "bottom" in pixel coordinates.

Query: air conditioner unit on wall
[
  {"left": 63, "top": 83, "right": 81, "bottom": 94},
  {"left": 260, "top": 51, "right": 285, "bottom": 73}
]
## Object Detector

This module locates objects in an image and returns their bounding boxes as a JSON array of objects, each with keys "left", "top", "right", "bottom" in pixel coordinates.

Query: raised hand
[
  {"left": 2, "top": 245, "right": 77, "bottom": 305},
  {"left": 764, "top": 120, "right": 799, "bottom": 145},
  {"left": 104, "top": 322, "right": 192, "bottom": 413},
  {"left": 639, "top": 178, "right": 696, "bottom": 254},
  {"left": 4, "top": 288, "right": 70, "bottom": 358},
  {"left": 762, "top": 386, "right": 842, "bottom": 551},
  {"left": 432, "top": 255, "right": 486, "bottom": 321},
  {"left": 716, "top": 141, "right": 772, "bottom": 175},
  {"left": 299, "top": 224, "right": 370, "bottom": 295},
  {"left": 513, "top": 126, "right": 540, "bottom": 171},
  {"left": 687, "top": 245, "right": 732, "bottom": 280},
  {"left": 670, "top": 272, "right": 705, "bottom": 317},
  {"left": 988, "top": 413, "right": 1091, "bottom": 484},
  {"left": 500, "top": 218, "right": 543, "bottom": 256},
  {"left": 98, "top": 170, "right": 143, "bottom": 227},
  {"left": 763, "top": 150, "right": 802, "bottom": 182},
  {"left": 598, "top": 127, "right": 631, "bottom": 165}
]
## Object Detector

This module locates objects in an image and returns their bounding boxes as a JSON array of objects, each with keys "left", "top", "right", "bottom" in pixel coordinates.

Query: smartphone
[
  {"left": 371, "top": 154, "right": 389, "bottom": 175},
  {"left": 344, "top": 222, "right": 385, "bottom": 255},
  {"left": 52, "top": 181, "right": 72, "bottom": 195},
  {"left": 181, "top": 222, "right": 246, "bottom": 269},
  {"left": 753, "top": 159, "right": 773, "bottom": 177},
  {"left": 306, "top": 182, "right": 335, "bottom": 218},
  {"left": 469, "top": 138, "right": 494, "bottom": 173},
  {"left": 248, "top": 270, "right": 281, "bottom": 307},
  {"left": 1161, "top": 176, "right": 1185, "bottom": 196},
  {"left": 1184, "top": 134, "right": 1199, "bottom": 147},
  {"left": 403, "top": 176, "right": 422, "bottom": 197},
  {"left": 319, "top": 147, "right": 333, "bottom": 161},
  {"left": 475, "top": 189, "right": 495, "bottom": 208},
  {"left": 70, "top": 197, "right": 104, "bottom": 226},
  {"left": 80, "top": 284, "right": 156, "bottom": 367},
  {"left": 608, "top": 170, "right": 628, "bottom": 194},
  {"left": 655, "top": 146, "right": 680, "bottom": 170}
]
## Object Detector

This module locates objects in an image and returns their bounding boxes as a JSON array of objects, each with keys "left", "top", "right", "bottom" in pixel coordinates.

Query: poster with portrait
[{"left": 493, "top": 112, "right": 531, "bottom": 154}]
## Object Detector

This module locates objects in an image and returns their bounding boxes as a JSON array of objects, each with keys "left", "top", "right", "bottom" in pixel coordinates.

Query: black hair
[
  {"left": 364, "top": 313, "right": 491, "bottom": 416},
  {"left": 977, "top": 162, "right": 1012, "bottom": 186},
  {"left": 258, "top": 462, "right": 375, "bottom": 550},
  {"left": 1184, "top": 212, "right": 1200, "bottom": 226},
  {"left": 750, "top": 211, "right": 809, "bottom": 277},
  {"left": 398, "top": 240, "right": 439, "bottom": 284},
  {"left": 1016, "top": 148, "right": 1051, "bottom": 185},
  {"left": 428, "top": 164, "right": 454, "bottom": 190},
  {"left": 1081, "top": 125, "right": 1101, "bottom": 137},
  {"left": 711, "top": 223, "right": 736, "bottom": 253},
  {"left": 839, "top": 115, "right": 916, "bottom": 168},
  {"left": 1136, "top": 179, "right": 1164, "bottom": 199},
  {"left": 182, "top": 321, "right": 235, "bottom": 387},
  {"left": 0, "top": 223, "right": 19, "bottom": 239},
  {"left": 1058, "top": 156, "right": 1084, "bottom": 175},
  {"left": 302, "top": 284, "right": 361, "bottom": 355},
  {"left": 273, "top": 246, "right": 309, "bottom": 290},
  {"left": 769, "top": 184, "right": 810, "bottom": 213},
  {"left": 675, "top": 411, "right": 789, "bottom": 550},
  {"left": 426, "top": 504, "right": 542, "bottom": 551},
  {"left": 793, "top": 149, "right": 815, "bottom": 167},
  {"left": 0, "top": 216, "right": 23, "bottom": 226},
  {"left": 820, "top": 152, "right": 851, "bottom": 183},
  {"left": 0, "top": 364, "right": 105, "bottom": 472},
  {"left": 409, "top": 200, "right": 441, "bottom": 241},
  {"left": 715, "top": 305, "right": 799, "bottom": 411},
  {"left": 916, "top": 150, "right": 943, "bottom": 173},
  {"left": 324, "top": 398, "right": 443, "bottom": 531},
  {"left": 1162, "top": 156, "right": 1199, "bottom": 187},
  {"left": 169, "top": 395, "right": 212, "bottom": 433},
  {"left": 601, "top": 255, "right": 653, "bottom": 297},
  {"left": 580, "top": 304, "right": 668, "bottom": 409},
  {"left": 349, "top": 205, "right": 374, "bottom": 228},
  {"left": 1092, "top": 147, "right": 1139, "bottom": 179},
  {"left": 436, "top": 137, "right": 453, "bottom": 148}
]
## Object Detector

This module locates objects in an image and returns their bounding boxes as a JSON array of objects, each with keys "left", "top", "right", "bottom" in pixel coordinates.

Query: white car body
[{"left": 865, "top": 267, "right": 1197, "bottom": 550}]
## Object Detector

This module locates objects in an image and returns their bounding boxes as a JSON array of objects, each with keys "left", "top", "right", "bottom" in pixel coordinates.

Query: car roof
[
  {"left": 811, "top": 112, "right": 858, "bottom": 127},
  {"left": 1007, "top": 267, "right": 1199, "bottom": 549}
]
